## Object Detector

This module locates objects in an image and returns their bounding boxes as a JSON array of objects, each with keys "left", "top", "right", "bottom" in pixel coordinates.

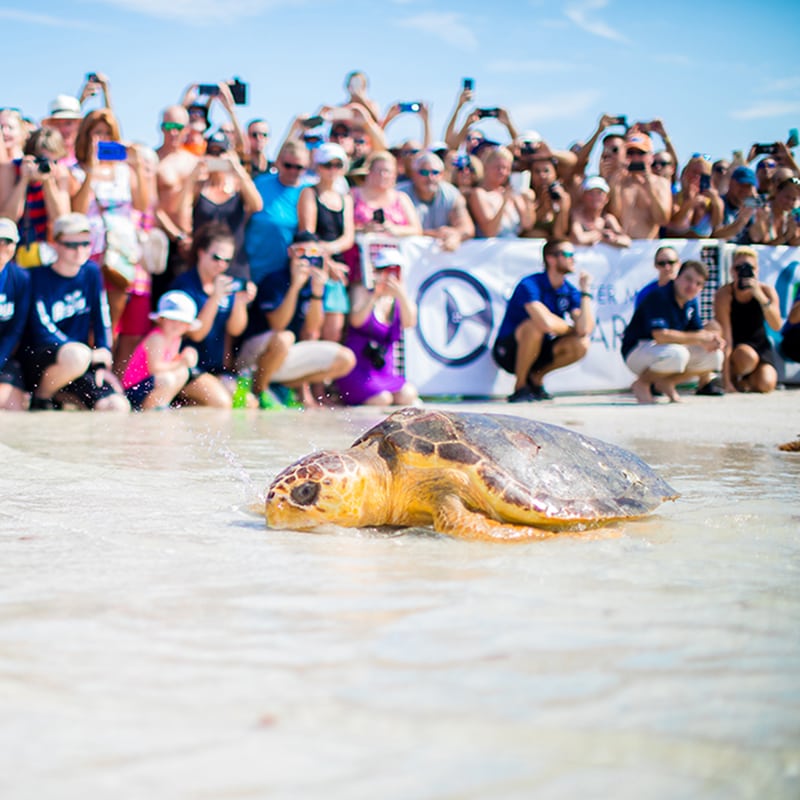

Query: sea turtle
[{"left": 265, "top": 408, "right": 678, "bottom": 542}]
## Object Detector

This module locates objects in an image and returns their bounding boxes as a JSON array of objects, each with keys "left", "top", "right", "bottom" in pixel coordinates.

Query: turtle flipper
[{"left": 433, "top": 495, "right": 558, "bottom": 543}]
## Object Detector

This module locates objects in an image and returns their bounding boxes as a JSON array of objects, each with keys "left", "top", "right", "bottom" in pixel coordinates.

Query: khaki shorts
[
  {"left": 236, "top": 333, "right": 343, "bottom": 384},
  {"left": 625, "top": 340, "right": 723, "bottom": 377}
]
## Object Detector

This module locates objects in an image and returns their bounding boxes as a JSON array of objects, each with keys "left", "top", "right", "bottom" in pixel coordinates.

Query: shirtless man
[
  {"left": 153, "top": 105, "right": 199, "bottom": 304},
  {"left": 608, "top": 132, "right": 672, "bottom": 240}
]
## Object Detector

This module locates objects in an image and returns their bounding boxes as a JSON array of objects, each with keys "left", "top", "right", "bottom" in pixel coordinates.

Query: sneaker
[
  {"left": 696, "top": 377, "right": 725, "bottom": 396},
  {"left": 527, "top": 383, "right": 552, "bottom": 401},
  {"left": 231, "top": 374, "right": 253, "bottom": 408},
  {"left": 257, "top": 390, "right": 282, "bottom": 410},
  {"left": 269, "top": 383, "right": 303, "bottom": 408},
  {"left": 29, "top": 395, "right": 61, "bottom": 411},
  {"left": 507, "top": 385, "right": 537, "bottom": 403}
]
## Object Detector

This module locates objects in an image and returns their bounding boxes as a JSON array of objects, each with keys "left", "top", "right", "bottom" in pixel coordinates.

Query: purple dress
[{"left": 337, "top": 303, "right": 405, "bottom": 405}]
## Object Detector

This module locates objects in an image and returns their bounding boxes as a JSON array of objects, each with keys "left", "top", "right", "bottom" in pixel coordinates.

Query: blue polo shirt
[
  {"left": 621, "top": 280, "right": 702, "bottom": 358},
  {"left": 496, "top": 271, "right": 582, "bottom": 342}
]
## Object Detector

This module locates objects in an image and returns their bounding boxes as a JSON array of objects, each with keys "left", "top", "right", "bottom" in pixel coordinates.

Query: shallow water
[{"left": 1, "top": 398, "right": 799, "bottom": 800}]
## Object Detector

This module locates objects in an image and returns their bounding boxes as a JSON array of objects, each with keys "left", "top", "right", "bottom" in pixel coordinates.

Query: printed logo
[{"left": 415, "top": 269, "right": 494, "bottom": 366}]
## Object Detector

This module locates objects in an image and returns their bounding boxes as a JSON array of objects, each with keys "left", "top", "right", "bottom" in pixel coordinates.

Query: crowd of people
[{"left": 1, "top": 70, "right": 799, "bottom": 412}]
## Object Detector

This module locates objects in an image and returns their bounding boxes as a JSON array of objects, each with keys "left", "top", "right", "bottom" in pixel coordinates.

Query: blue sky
[{"left": 2, "top": 0, "right": 799, "bottom": 168}]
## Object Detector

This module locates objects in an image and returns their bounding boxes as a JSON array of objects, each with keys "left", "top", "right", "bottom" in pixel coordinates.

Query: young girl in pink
[{"left": 122, "top": 291, "right": 200, "bottom": 410}]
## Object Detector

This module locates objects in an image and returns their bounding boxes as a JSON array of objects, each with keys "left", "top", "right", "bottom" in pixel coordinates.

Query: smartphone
[
  {"left": 303, "top": 255, "right": 323, "bottom": 268},
  {"left": 97, "top": 141, "right": 127, "bottom": 161},
  {"left": 398, "top": 102, "right": 421, "bottom": 113},
  {"left": 477, "top": 108, "right": 500, "bottom": 119},
  {"left": 547, "top": 181, "right": 561, "bottom": 201},
  {"left": 787, "top": 129, "right": 799, "bottom": 149},
  {"left": 743, "top": 196, "right": 764, "bottom": 208},
  {"left": 608, "top": 115, "right": 627, "bottom": 127},
  {"left": 509, "top": 170, "right": 530, "bottom": 195},
  {"left": 753, "top": 143, "right": 778, "bottom": 156},
  {"left": 628, "top": 161, "right": 645, "bottom": 172},
  {"left": 86, "top": 72, "right": 99, "bottom": 83},
  {"left": 302, "top": 115, "right": 324, "bottom": 129},
  {"left": 205, "top": 156, "right": 232, "bottom": 172},
  {"left": 197, "top": 83, "right": 220, "bottom": 97},
  {"left": 373, "top": 209, "right": 385, "bottom": 224},
  {"left": 227, "top": 277, "right": 246, "bottom": 293},
  {"left": 229, "top": 78, "right": 247, "bottom": 105},
  {"left": 699, "top": 174, "right": 711, "bottom": 192},
  {"left": 462, "top": 78, "right": 474, "bottom": 91}
]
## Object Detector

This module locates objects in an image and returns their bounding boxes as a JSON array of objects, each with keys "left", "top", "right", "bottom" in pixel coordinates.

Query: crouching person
[
  {"left": 20, "top": 213, "right": 129, "bottom": 411},
  {"left": 122, "top": 292, "right": 200, "bottom": 410},
  {"left": 621, "top": 259, "right": 725, "bottom": 404}
]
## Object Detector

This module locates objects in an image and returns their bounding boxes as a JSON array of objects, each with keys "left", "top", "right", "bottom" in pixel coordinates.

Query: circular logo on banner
[{"left": 416, "top": 269, "right": 494, "bottom": 366}]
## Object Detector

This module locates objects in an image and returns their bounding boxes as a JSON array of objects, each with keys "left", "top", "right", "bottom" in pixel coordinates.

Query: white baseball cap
[
  {"left": 149, "top": 291, "right": 201, "bottom": 329},
  {"left": 582, "top": 175, "right": 610, "bottom": 193},
  {"left": 0, "top": 217, "right": 20, "bottom": 244}
]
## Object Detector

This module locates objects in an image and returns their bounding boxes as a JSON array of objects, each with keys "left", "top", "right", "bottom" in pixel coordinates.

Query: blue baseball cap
[{"left": 731, "top": 166, "right": 757, "bottom": 186}]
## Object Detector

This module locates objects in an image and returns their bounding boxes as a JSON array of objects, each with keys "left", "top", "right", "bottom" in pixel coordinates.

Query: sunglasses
[
  {"left": 249, "top": 130, "right": 269, "bottom": 138},
  {"left": 59, "top": 240, "right": 91, "bottom": 249},
  {"left": 319, "top": 161, "right": 344, "bottom": 169},
  {"left": 418, "top": 169, "right": 441, "bottom": 177},
  {"left": 401, "top": 149, "right": 420, "bottom": 156},
  {"left": 161, "top": 122, "right": 185, "bottom": 131},
  {"left": 330, "top": 130, "right": 350, "bottom": 138},
  {"left": 712, "top": 165, "right": 728, "bottom": 174},
  {"left": 281, "top": 162, "right": 305, "bottom": 171},
  {"left": 0, "top": 237, "right": 16, "bottom": 245},
  {"left": 758, "top": 160, "right": 777, "bottom": 169},
  {"left": 734, "top": 262, "right": 756, "bottom": 271},
  {"left": 211, "top": 253, "right": 233, "bottom": 263},
  {"left": 652, "top": 160, "right": 672, "bottom": 168},
  {"left": 656, "top": 258, "right": 678, "bottom": 266},
  {"left": 353, "top": 138, "right": 368, "bottom": 146},
  {"left": 557, "top": 250, "right": 574, "bottom": 258}
]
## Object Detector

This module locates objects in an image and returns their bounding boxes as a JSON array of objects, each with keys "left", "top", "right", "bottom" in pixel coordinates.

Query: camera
[
  {"left": 628, "top": 161, "right": 646, "bottom": 172},
  {"left": 229, "top": 78, "right": 248, "bottom": 105},
  {"left": 736, "top": 262, "right": 754, "bottom": 289},
  {"left": 477, "top": 108, "right": 500, "bottom": 119},
  {"left": 547, "top": 181, "right": 561, "bottom": 201},
  {"left": 753, "top": 142, "right": 778, "bottom": 156},
  {"left": 301, "top": 115, "right": 324, "bottom": 129},
  {"left": 363, "top": 341, "right": 387, "bottom": 370},
  {"left": 35, "top": 155, "right": 52, "bottom": 174},
  {"left": 398, "top": 102, "right": 421, "bottom": 113}
]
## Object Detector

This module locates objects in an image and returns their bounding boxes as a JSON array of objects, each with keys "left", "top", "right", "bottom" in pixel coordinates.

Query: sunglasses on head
[{"left": 692, "top": 152, "right": 711, "bottom": 161}]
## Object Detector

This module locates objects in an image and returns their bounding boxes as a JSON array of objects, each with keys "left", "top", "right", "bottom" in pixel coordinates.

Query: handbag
[
  {"left": 137, "top": 226, "right": 169, "bottom": 275},
  {"left": 101, "top": 212, "right": 141, "bottom": 290}
]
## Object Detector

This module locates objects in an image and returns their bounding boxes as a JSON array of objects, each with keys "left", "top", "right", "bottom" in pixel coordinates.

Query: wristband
[
  {"left": 310, "top": 294, "right": 324, "bottom": 301},
  {"left": 581, "top": 292, "right": 593, "bottom": 299}
]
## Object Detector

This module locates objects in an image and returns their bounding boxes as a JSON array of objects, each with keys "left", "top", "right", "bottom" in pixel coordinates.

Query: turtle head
[{"left": 265, "top": 450, "right": 386, "bottom": 530}]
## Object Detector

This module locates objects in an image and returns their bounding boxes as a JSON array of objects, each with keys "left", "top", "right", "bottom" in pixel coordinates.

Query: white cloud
[
  {"left": 730, "top": 101, "right": 800, "bottom": 121},
  {"left": 395, "top": 12, "right": 478, "bottom": 50},
  {"left": 565, "top": 0, "right": 629, "bottom": 44},
  {"left": 94, "top": 0, "right": 289, "bottom": 24},
  {"left": 761, "top": 76, "right": 800, "bottom": 93},
  {"left": 512, "top": 90, "right": 603, "bottom": 124},
  {"left": 0, "top": 8, "right": 104, "bottom": 30},
  {"left": 488, "top": 59, "right": 576, "bottom": 74}
]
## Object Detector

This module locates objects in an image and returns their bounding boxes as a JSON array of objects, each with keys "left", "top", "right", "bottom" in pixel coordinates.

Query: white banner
[{"left": 386, "top": 237, "right": 800, "bottom": 396}]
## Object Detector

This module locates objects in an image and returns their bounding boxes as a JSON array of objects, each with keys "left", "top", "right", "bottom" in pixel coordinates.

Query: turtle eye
[{"left": 290, "top": 481, "right": 320, "bottom": 506}]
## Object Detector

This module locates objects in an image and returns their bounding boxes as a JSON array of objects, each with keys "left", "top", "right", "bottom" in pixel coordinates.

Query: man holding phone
[
  {"left": 712, "top": 166, "right": 763, "bottom": 244},
  {"left": 607, "top": 132, "right": 672, "bottom": 239}
]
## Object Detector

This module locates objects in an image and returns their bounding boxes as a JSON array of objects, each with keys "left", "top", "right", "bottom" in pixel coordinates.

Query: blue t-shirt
[
  {"left": 244, "top": 268, "right": 311, "bottom": 340},
  {"left": 170, "top": 268, "right": 234, "bottom": 372},
  {"left": 24, "top": 261, "right": 111, "bottom": 351},
  {"left": 621, "top": 280, "right": 702, "bottom": 358},
  {"left": 0, "top": 261, "right": 31, "bottom": 370},
  {"left": 244, "top": 173, "right": 309, "bottom": 285},
  {"left": 496, "top": 271, "right": 582, "bottom": 342}
]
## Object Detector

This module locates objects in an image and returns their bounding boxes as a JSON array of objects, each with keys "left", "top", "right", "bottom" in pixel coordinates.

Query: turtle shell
[{"left": 352, "top": 408, "right": 677, "bottom": 524}]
